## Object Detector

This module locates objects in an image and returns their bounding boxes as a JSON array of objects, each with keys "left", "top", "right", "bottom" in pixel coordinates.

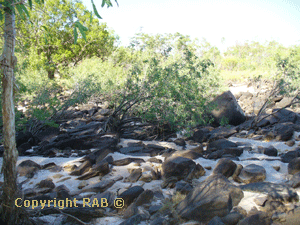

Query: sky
[{"left": 82, "top": 0, "right": 300, "bottom": 52}]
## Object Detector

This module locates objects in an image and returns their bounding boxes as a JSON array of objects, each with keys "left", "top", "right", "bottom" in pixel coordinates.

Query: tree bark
[{"left": 0, "top": 2, "right": 20, "bottom": 224}]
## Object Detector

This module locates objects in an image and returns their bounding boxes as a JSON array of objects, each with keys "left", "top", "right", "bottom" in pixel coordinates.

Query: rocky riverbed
[{"left": 1, "top": 80, "right": 300, "bottom": 225}]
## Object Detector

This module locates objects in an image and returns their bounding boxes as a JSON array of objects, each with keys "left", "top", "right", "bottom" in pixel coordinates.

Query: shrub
[{"left": 106, "top": 33, "right": 220, "bottom": 134}]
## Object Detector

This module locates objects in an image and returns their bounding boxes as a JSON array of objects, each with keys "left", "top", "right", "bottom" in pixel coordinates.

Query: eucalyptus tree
[
  {"left": 19, "top": 0, "right": 118, "bottom": 79},
  {"left": 0, "top": 0, "right": 117, "bottom": 223}
]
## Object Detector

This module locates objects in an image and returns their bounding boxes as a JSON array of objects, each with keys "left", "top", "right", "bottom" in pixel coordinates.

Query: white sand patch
[
  {"left": 119, "top": 138, "right": 199, "bottom": 151},
  {"left": 238, "top": 191, "right": 267, "bottom": 212},
  {"left": 229, "top": 85, "right": 255, "bottom": 95},
  {"left": 93, "top": 216, "right": 124, "bottom": 225}
]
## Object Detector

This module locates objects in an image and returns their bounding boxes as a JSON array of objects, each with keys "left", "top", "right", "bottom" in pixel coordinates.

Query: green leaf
[
  {"left": 16, "top": 5, "right": 25, "bottom": 21},
  {"left": 92, "top": 0, "right": 102, "bottom": 19},
  {"left": 74, "top": 27, "right": 78, "bottom": 44},
  {"left": 76, "top": 23, "right": 86, "bottom": 41},
  {"left": 104, "top": 0, "right": 113, "bottom": 7},
  {"left": 44, "top": 33, "right": 48, "bottom": 44},
  {"left": 90, "top": 12, "right": 93, "bottom": 23},
  {"left": 20, "top": 4, "right": 30, "bottom": 18},
  {"left": 0, "top": 11, "right": 2, "bottom": 22},
  {"left": 75, "top": 21, "right": 88, "bottom": 32},
  {"left": 41, "top": 25, "right": 48, "bottom": 31},
  {"left": 28, "top": 0, "right": 33, "bottom": 9}
]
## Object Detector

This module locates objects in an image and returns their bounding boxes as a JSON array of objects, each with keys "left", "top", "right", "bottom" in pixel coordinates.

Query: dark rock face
[
  {"left": 274, "top": 123, "right": 295, "bottom": 141},
  {"left": 210, "top": 91, "right": 246, "bottom": 126},
  {"left": 69, "top": 160, "right": 92, "bottom": 176},
  {"left": 120, "top": 146, "right": 144, "bottom": 154},
  {"left": 90, "top": 191, "right": 116, "bottom": 208},
  {"left": 135, "top": 189, "right": 154, "bottom": 206},
  {"left": 239, "top": 164, "right": 267, "bottom": 184},
  {"left": 193, "top": 127, "right": 212, "bottom": 143},
  {"left": 272, "top": 108, "right": 300, "bottom": 124},
  {"left": 175, "top": 181, "right": 194, "bottom": 194},
  {"left": 168, "top": 149, "right": 202, "bottom": 160},
  {"left": 208, "top": 216, "right": 225, "bottom": 225},
  {"left": 213, "top": 158, "right": 237, "bottom": 178},
  {"left": 39, "top": 133, "right": 119, "bottom": 152},
  {"left": 281, "top": 149, "right": 300, "bottom": 163},
  {"left": 39, "top": 206, "right": 104, "bottom": 222},
  {"left": 288, "top": 157, "right": 300, "bottom": 175},
  {"left": 118, "top": 186, "right": 144, "bottom": 208},
  {"left": 208, "top": 127, "right": 237, "bottom": 141},
  {"left": 77, "top": 161, "right": 110, "bottom": 180},
  {"left": 173, "top": 138, "right": 186, "bottom": 147},
  {"left": 261, "top": 146, "right": 278, "bottom": 157},
  {"left": 35, "top": 127, "right": 60, "bottom": 143},
  {"left": 238, "top": 212, "right": 271, "bottom": 225},
  {"left": 287, "top": 172, "right": 300, "bottom": 188},
  {"left": 36, "top": 178, "right": 55, "bottom": 189},
  {"left": 16, "top": 131, "right": 33, "bottom": 147},
  {"left": 125, "top": 168, "right": 142, "bottom": 183},
  {"left": 112, "top": 158, "right": 145, "bottom": 166},
  {"left": 55, "top": 184, "right": 71, "bottom": 200},
  {"left": 17, "top": 160, "right": 41, "bottom": 178},
  {"left": 272, "top": 206, "right": 300, "bottom": 225},
  {"left": 207, "top": 139, "right": 237, "bottom": 151},
  {"left": 162, "top": 156, "right": 205, "bottom": 182},
  {"left": 119, "top": 214, "right": 146, "bottom": 225},
  {"left": 17, "top": 142, "right": 32, "bottom": 155},
  {"left": 207, "top": 147, "right": 243, "bottom": 160},
  {"left": 80, "top": 179, "right": 115, "bottom": 193},
  {"left": 176, "top": 174, "right": 244, "bottom": 222}
]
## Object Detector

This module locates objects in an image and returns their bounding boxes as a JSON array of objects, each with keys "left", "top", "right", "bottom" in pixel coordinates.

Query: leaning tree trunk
[{"left": 0, "top": 2, "right": 20, "bottom": 224}]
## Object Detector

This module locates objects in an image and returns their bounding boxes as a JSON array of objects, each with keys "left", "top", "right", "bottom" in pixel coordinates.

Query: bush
[{"left": 107, "top": 33, "right": 220, "bottom": 133}]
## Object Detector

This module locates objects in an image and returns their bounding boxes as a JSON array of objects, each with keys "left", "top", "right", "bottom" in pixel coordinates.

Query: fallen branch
[{"left": 250, "top": 91, "right": 300, "bottom": 129}]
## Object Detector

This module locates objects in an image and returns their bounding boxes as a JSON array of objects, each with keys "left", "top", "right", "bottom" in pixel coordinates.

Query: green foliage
[
  {"left": 108, "top": 33, "right": 220, "bottom": 132},
  {"left": 274, "top": 46, "right": 300, "bottom": 95},
  {"left": 220, "top": 116, "right": 229, "bottom": 127},
  {"left": 14, "top": 0, "right": 118, "bottom": 79}
]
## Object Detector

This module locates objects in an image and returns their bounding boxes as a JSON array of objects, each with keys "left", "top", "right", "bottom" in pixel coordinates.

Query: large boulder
[
  {"left": 162, "top": 156, "right": 205, "bottom": 182},
  {"left": 176, "top": 174, "right": 244, "bottom": 223},
  {"left": 239, "top": 164, "right": 267, "bottom": 184},
  {"left": 17, "top": 160, "right": 41, "bottom": 178},
  {"left": 16, "top": 131, "right": 33, "bottom": 147},
  {"left": 193, "top": 127, "right": 212, "bottom": 143},
  {"left": 35, "top": 127, "right": 60, "bottom": 143},
  {"left": 272, "top": 108, "right": 300, "bottom": 124},
  {"left": 117, "top": 186, "right": 144, "bottom": 209},
  {"left": 281, "top": 149, "right": 300, "bottom": 163},
  {"left": 213, "top": 158, "right": 237, "bottom": 178},
  {"left": 207, "top": 139, "right": 237, "bottom": 151},
  {"left": 274, "top": 122, "right": 296, "bottom": 141},
  {"left": 210, "top": 91, "right": 246, "bottom": 126},
  {"left": 288, "top": 157, "right": 300, "bottom": 175}
]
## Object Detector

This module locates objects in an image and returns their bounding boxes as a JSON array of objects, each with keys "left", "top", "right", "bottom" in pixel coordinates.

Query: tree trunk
[
  {"left": 0, "top": 2, "right": 20, "bottom": 224},
  {"left": 47, "top": 69, "right": 55, "bottom": 79}
]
